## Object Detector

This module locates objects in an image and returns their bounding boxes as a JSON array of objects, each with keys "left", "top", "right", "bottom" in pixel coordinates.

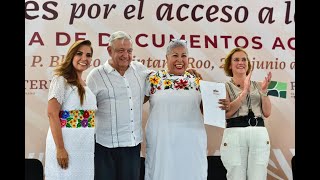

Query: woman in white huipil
[
  {"left": 44, "top": 40, "right": 97, "bottom": 180},
  {"left": 144, "top": 39, "right": 228, "bottom": 180}
]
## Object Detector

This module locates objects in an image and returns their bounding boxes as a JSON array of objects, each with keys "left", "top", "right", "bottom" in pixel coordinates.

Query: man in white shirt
[
  {"left": 87, "top": 31, "right": 202, "bottom": 180},
  {"left": 86, "top": 31, "right": 150, "bottom": 180}
]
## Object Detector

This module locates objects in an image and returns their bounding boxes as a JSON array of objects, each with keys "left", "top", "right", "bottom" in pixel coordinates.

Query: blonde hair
[
  {"left": 54, "top": 40, "right": 93, "bottom": 105},
  {"left": 223, "top": 47, "right": 251, "bottom": 77}
]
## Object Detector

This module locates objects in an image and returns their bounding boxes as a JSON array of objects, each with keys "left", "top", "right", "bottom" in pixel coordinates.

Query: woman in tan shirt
[{"left": 220, "top": 47, "right": 272, "bottom": 180}]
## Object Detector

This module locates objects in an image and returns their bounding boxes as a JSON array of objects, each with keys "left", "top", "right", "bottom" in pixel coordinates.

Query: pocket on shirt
[{"left": 220, "top": 129, "right": 241, "bottom": 166}]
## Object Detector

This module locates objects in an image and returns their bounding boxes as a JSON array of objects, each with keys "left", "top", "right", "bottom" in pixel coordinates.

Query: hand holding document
[{"left": 199, "top": 80, "right": 226, "bottom": 128}]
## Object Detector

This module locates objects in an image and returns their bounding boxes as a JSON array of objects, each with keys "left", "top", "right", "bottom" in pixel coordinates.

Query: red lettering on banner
[
  {"left": 285, "top": 1, "right": 295, "bottom": 24},
  {"left": 156, "top": 3, "right": 248, "bottom": 23},
  {"left": 69, "top": 3, "right": 116, "bottom": 25},
  {"left": 98, "top": 33, "right": 110, "bottom": 46},
  {"left": 31, "top": 56, "right": 42, "bottom": 67},
  {"left": 124, "top": 0, "right": 145, "bottom": 20},
  {"left": 75, "top": 33, "right": 87, "bottom": 41},
  {"left": 29, "top": 32, "right": 44, "bottom": 45},
  {"left": 252, "top": 36, "right": 263, "bottom": 49},
  {"left": 25, "top": 1, "right": 58, "bottom": 20},
  {"left": 49, "top": 55, "right": 64, "bottom": 67},
  {"left": 56, "top": 32, "right": 71, "bottom": 46},
  {"left": 190, "top": 35, "right": 201, "bottom": 48},
  {"left": 136, "top": 34, "right": 148, "bottom": 47},
  {"left": 56, "top": 32, "right": 87, "bottom": 46},
  {"left": 151, "top": 34, "right": 165, "bottom": 48},
  {"left": 26, "top": 32, "right": 294, "bottom": 51},
  {"left": 287, "top": 37, "right": 295, "bottom": 50},
  {"left": 204, "top": 36, "right": 218, "bottom": 48},
  {"left": 272, "top": 37, "right": 295, "bottom": 50},
  {"left": 25, "top": 80, "right": 51, "bottom": 90}
]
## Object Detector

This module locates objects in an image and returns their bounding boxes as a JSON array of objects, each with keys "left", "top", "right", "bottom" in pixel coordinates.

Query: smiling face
[
  {"left": 229, "top": 51, "right": 249, "bottom": 76},
  {"left": 72, "top": 44, "right": 93, "bottom": 73},
  {"left": 166, "top": 46, "right": 188, "bottom": 75},
  {"left": 107, "top": 38, "right": 133, "bottom": 71}
]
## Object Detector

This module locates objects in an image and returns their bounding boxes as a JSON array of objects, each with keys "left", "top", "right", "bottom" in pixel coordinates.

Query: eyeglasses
[{"left": 170, "top": 38, "right": 187, "bottom": 45}]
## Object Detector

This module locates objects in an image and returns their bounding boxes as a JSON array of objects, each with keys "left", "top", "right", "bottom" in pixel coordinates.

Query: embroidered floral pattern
[
  {"left": 148, "top": 70, "right": 200, "bottom": 94},
  {"left": 59, "top": 110, "right": 95, "bottom": 128}
]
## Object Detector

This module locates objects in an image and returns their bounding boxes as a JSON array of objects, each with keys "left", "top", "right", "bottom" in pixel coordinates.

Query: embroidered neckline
[
  {"left": 148, "top": 70, "right": 200, "bottom": 94},
  {"left": 164, "top": 70, "right": 191, "bottom": 79}
]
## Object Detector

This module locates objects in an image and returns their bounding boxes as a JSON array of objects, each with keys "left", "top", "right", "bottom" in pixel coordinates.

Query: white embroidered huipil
[
  {"left": 86, "top": 60, "right": 151, "bottom": 148},
  {"left": 144, "top": 70, "right": 207, "bottom": 180},
  {"left": 45, "top": 75, "right": 97, "bottom": 180}
]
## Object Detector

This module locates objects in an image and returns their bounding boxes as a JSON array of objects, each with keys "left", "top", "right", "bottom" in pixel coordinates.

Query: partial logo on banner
[{"left": 267, "top": 81, "right": 287, "bottom": 98}]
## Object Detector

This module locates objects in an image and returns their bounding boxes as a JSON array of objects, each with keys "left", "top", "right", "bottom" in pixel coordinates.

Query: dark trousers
[{"left": 94, "top": 142, "right": 141, "bottom": 180}]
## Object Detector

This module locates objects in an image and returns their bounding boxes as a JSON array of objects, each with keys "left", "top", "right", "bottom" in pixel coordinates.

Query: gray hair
[
  {"left": 108, "top": 31, "right": 133, "bottom": 47},
  {"left": 166, "top": 39, "right": 188, "bottom": 55}
]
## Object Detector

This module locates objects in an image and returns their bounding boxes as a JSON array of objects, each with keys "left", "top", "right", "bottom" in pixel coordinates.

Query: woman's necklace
[{"left": 231, "top": 78, "right": 241, "bottom": 88}]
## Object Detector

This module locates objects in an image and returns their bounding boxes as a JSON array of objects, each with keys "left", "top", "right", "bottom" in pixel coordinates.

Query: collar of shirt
[{"left": 103, "top": 60, "right": 137, "bottom": 74}]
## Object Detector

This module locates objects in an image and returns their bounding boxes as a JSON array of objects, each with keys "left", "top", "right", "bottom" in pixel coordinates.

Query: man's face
[{"left": 108, "top": 39, "right": 133, "bottom": 70}]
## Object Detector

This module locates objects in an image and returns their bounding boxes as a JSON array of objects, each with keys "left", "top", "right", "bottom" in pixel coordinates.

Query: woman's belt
[
  {"left": 59, "top": 110, "right": 95, "bottom": 128},
  {"left": 226, "top": 116, "right": 264, "bottom": 128}
]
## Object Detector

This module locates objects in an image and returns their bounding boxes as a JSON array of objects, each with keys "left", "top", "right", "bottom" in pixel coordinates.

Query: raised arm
[
  {"left": 259, "top": 72, "right": 272, "bottom": 118},
  {"left": 225, "top": 71, "right": 252, "bottom": 118}
]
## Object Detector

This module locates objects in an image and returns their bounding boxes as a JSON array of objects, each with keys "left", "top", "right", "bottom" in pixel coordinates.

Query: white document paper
[{"left": 200, "top": 80, "right": 226, "bottom": 128}]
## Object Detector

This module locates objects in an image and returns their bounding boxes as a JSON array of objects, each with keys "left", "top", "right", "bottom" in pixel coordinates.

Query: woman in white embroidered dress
[
  {"left": 44, "top": 40, "right": 97, "bottom": 180},
  {"left": 144, "top": 39, "right": 228, "bottom": 180}
]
